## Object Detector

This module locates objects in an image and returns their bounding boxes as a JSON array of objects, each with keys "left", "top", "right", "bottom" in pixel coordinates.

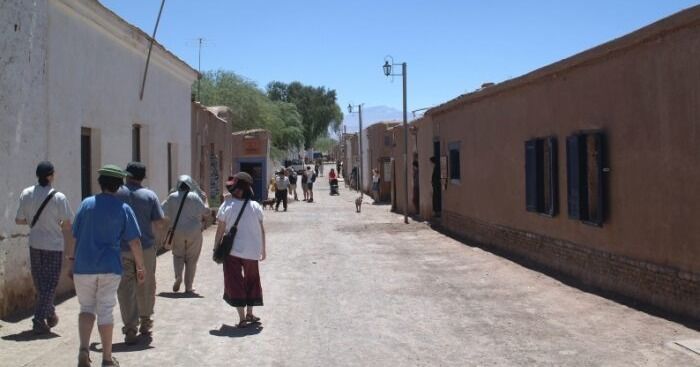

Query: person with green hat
[
  {"left": 66, "top": 164, "right": 145, "bottom": 367},
  {"left": 15, "top": 161, "right": 74, "bottom": 334}
]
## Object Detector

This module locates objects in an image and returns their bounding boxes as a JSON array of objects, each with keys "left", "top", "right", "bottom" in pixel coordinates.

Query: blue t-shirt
[
  {"left": 72, "top": 193, "right": 141, "bottom": 275},
  {"left": 115, "top": 183, "right": 164, "bottom": 251}
]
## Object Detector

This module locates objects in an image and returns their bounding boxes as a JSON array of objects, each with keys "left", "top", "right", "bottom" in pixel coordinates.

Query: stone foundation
[{"left": 442, "top": 210, "right": 700, "bottom": 320}]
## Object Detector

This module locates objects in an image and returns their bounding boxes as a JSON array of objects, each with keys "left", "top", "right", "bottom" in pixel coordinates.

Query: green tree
[
  {"left": 267, "top": 81, "right": 343, "bottom": 149},
  {"left": 312, "top": 136, "right": 338, "bottom": 154}
]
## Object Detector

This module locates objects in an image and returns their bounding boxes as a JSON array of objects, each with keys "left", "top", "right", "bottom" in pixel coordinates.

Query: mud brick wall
[{"left": 443, "top": 210, "right": 700, "bottom": 320}]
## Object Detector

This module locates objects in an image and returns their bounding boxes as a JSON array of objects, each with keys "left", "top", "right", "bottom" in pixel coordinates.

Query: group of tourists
[
  {"left": 270, "top": 166, "right": 318, "bottom": 208},
  {"left": 15, "top": 161, "right": 266, "bottom": 367}
]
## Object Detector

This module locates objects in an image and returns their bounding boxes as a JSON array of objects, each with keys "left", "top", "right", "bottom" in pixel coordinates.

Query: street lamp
[
  {"left": 347, "top": 103, "right": 364, "bottom": 193},
  {"left": 382, "top": 56, "right": 409, "bottom": 224}
]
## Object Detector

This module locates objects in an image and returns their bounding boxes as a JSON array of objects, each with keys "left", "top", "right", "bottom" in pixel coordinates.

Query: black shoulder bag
[
  {"left": 164, "top": 189, "right": 190, "bottom": 249},
  {"left": 31, "top": 190, "right": 57, "bottom": 228},
  {"left": 213, "top": 198, "right": 249, "bottom": 264}
]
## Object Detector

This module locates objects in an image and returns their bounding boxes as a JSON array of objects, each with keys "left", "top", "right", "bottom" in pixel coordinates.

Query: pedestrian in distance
[
  {"left": 372, "top": 168, "right": 381, "bottom": 204},
  {"left": 274, "top": 169, "right": 289, "bottom": 212},
  {"left": 287, "top": 168, "right": 299, "bottom": 201},
  {"left": 67, "top": 164, "right": 145, "bottom": 367},
  {"left": 162, "top": 175, "right": 210, "bottom": 295},
  {"left": 328, "top": 168, "right": 339, "bottom": 196},
  {"left": 15, "top": 161, "right": 74, "bottom": 335},
  {"left": 306, "top": 166, "right": 317, "bottom": 203},
  {"left": 214, "top": 172, "right": 266, "bottom": 328},
  {"left": 301, "top": 169, "right": 309, "bottom": 201},
  {"left": 115, "top": 162, "right": 165, "bottom": 345}
]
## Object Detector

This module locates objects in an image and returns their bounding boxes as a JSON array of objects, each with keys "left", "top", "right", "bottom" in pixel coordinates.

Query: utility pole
[{"left": 401, "top": 63, "right": 408, "bottom": 224}]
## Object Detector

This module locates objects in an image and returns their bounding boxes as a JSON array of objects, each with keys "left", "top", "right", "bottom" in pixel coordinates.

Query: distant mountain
[{"left": 341, "top": 105, "right": 402, "bottom": 133}]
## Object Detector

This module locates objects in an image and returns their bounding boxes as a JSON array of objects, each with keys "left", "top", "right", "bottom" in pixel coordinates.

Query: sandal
[
  {"left": 246, "top": 314, "right": 261, "bottom": 323},
  {"left": 78, "top": 348, "right": 91, "bottom": 367},
  {"left": 237, "top": 320, "right": 248, "bottom": 328},
  {"left": 102, "top": 356, "right": 119, "bottom": 366}
]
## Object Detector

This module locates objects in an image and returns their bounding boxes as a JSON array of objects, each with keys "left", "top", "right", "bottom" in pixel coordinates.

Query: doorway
[
  {"left": 239, "top": 160, "right": 265, "bottom": 202},
  {"left": 81, "top": 128, "right": 92, "bottom": 199}
]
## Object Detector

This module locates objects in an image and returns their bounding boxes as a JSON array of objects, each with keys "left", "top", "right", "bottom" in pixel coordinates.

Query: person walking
[
  {"left": 430, "top": 156, "right": 442, "bottom": 217},
  {"left": 287, "top": 168, "right": 298, "bottom": 201},
  {"left": 372, "top": 168, "right": 381, "bottom": 204},
  {"left": 274, "top": 169, "right": 289, "bottom": 212},
  {"left": 214, "top": 172, "right": 266, "bottom": 328},
  {"left": 115, "top": 162, "right": 165, "bottom": 344},
  {"left": 301, "top": 169, "right": 309, "bottom": 201},
  {"left": 306, "top": 166, "right": 317, "bottom": 203},
  {"left": 67, "top": 164, "right": 145, "bottom": 367},
  {"left": 15, "top": 161, "right": 74, "bottom": 334},
  {"left": 162, "top": 175, "right": 209, "bottom": 294}
]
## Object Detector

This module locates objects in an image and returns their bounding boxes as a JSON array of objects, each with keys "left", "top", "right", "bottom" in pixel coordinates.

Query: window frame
[
  {"left": 525, "top": 136, "right": 558, "bottom": 217},
  {"left": 566, "top": 130, "right": 607, "bottom": 227},
  {"left": 448, "top": 141, "right": 461, "bottom": 184}
]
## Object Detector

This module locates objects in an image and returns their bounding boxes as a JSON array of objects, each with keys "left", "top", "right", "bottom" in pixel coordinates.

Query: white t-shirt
[
  {"left": 15, "top": 185, "right": 73, "bottom": 251},
  {"left": 219, "top": 198, "right": 264, "bottom": 260}
]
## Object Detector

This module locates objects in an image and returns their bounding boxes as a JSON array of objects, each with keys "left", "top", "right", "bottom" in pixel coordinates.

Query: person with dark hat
[
  {"left": 67, "top": 164, "right": 145, "bottom": 367},
  {"left": 162, "top": 175, "right": 210, "bottom": 294},
  {"left": 15, "top": 161, "right": 74, "bottom": 334},
  {"left": 115, "top": 162, "right": 165, "bottom": 344},
  {"left": 215, "top": 171, "right": 266, "bottom": 328},
  {"left": 274, "top": 168, "right": 289, "bottom": 211}
]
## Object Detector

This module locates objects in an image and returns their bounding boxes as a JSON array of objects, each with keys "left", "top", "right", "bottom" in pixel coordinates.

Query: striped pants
[{"left": 30, "top": 247, "right": 63, "bottom": 320}]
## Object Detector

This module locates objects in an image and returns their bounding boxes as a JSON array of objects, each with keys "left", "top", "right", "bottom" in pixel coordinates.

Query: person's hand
[
  {"left": 136, "top": 267, "right": 146, "bottom": 284},
  {"left": 260, "top": 250, "right": 266, "bottom": 261}
]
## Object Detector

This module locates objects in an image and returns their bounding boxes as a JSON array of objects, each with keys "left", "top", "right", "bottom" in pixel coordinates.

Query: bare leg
[
  {"left": 98, "top": 324, "right": 114, "bottom": 363},
  {"left": 78, "top": 313, "right": 95, "bottom": 349},
  {"left": 236, "top": 307, "right": 246, "bottom": 326}
]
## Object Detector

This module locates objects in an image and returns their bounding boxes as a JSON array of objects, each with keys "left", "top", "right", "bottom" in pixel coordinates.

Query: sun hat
[
  {"left": 233, "top": 172, "right": 254, "bottom": 184},
  {"left": 98, "top": 164, "right": 126, "bottom": 178}
]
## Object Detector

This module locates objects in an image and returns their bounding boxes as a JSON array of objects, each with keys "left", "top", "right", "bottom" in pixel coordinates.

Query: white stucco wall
[{"left": 0, "top": 0, "right": 197, "bottom": 317}]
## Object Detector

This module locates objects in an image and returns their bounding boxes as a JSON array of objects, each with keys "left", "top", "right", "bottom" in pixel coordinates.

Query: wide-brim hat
[
  {"left": 98, "top": 164, "right": 126, "bottom": 178},
  {"left": 233, "top": 172, "right": 254, "bottom": 184}
]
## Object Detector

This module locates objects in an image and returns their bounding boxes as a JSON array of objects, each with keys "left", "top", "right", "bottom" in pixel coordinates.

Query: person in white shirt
[
  {"left": 15, "top": 161, "right": 74, "bottom": 334},
  {"left": 214, "top": 172, "right": 266, "bottom": 328}
]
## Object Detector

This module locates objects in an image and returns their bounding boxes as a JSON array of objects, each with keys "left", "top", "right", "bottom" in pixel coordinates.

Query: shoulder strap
[
  {"left": 31, "top": 189, "right": 57, "bottom": 228},
  {"left": 169, "top": 189, "right": 190, "bottom": 233},
  {"left": 227, "top": 198, "right": 250, "bottom": 235}
]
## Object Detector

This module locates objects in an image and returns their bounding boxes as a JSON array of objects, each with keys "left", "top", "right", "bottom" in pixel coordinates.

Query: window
[
  {"left": 81, "top": 128, "right": 92, "bottom": 199},
  {"left": 525, "top": 137, "right": 558, "bottom": 216},
  {"left": 566, "top": 132, "right": 606, "bottom": 226},
  {"left": 448, "top": 142, "right": 460, "bottom": 181},
  {"left": 384, "top": 135, "right": 392, "bottom": 146},
  {"left": 132, "top": 124, "right": 141, "bottom": 162}
]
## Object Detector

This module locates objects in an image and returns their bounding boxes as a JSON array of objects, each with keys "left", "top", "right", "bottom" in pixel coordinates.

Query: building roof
[
  {"left": 193, "top": 102, "right": 227, "bottom": 125},
  {"left": 427, "top": 5, "right": 700, "bottom": 117},
  {"left": 232, "top": 128, "right": 269, "bottom": 136}
]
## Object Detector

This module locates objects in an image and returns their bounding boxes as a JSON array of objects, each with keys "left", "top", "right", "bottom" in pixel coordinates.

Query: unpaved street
[{"left": 1, "top": 176, "right": 699, "bottom": 366}]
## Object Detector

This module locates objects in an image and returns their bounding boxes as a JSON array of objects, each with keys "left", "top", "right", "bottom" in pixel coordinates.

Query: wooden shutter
[
  {"left": 525, "top": 139, "right": 540, "bottom": 212},
  {"left": 566, "top": 135, "right": 583, "bottom": 219},
  {"left": 588, "top": 132, "right": 605, "bottom": 226},
  {"left": 546, "top": 137, "right": 558, "bottom": 216}
]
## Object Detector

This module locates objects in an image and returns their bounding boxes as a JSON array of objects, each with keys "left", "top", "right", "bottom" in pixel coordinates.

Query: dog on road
[
  {"left": 261, "top": 198, "right": 275, "bottom": 210},
  {"left": 355, "top": 193, "right": 363, "bottom": 213}
]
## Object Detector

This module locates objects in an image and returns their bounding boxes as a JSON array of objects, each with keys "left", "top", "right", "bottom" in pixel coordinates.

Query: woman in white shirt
[{"left": 215, "top": 172, "right": 266, "bottom": 328}]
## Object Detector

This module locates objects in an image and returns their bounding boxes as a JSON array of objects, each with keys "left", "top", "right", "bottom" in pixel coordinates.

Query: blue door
[{"left": 239, "top": 160, "right": 265, "bottom": 202}]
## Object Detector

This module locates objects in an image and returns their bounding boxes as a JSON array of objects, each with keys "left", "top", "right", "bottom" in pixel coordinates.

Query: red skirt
[{"left": 223, "top": 255, "right": 263, "bottom": 307}]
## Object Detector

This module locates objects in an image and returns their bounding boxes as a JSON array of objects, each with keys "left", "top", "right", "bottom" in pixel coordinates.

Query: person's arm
[
  {"left": 214, "top": 220, "right": 226, "bottom": 246},
  {"left": 260, "top": 220, "right": 266, "bottom": 261},
  {"left": 15, "top": 193, "right": 27, "bottom": 225},
  {"left": 129, "top": 238, "right": 146, "bottom": 284}
]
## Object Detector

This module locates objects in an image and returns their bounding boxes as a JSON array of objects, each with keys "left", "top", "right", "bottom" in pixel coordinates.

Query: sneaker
[
  {"left": 124, "top": 329, "right": 138, "bottom": 345},
  {"left": 32, "top": 318, "right": 50, "bottom": 335},
  {"left": 102, "top": 356, "right": 119, "bottom": 366},
  {"left": 46, "top": 313, "right": 59, "bottom": 328},
  {"left": 139, "top": 317, "right": 153, "bottom": 335}
]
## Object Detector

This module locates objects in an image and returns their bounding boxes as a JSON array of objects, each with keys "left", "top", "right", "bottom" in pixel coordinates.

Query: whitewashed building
[{"left": 0, "top": 0, "right": 198, "bottom": 316}]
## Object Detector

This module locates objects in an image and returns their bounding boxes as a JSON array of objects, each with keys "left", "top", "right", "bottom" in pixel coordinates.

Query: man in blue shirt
[
  {"left": 115, "top": 162, "right": 165, "bottom": 344},
  {"left": 66, "top": 164, "right": 145, "bottom": 367}
]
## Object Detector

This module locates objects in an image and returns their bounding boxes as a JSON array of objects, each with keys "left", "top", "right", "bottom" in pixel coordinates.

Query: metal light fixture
[
  {"left": 347, "top": 104, "right": 353, "bottom": 113},
  {"left": 383, "top": 61, "right": 392, "bottom": 77}
]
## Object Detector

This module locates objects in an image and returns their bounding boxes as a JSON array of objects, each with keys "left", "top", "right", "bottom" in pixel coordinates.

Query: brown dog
[
  {"left": 355, "top": 193, "right": 363, "bottom": 213},
  {"left": 261, "top": 198, "right": 275, "bottom": 210}
]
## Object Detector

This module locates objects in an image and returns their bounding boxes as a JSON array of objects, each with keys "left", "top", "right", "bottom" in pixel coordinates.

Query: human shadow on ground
[
  {"left": 209, "top": 323, "right": 263, "bottom": 338},
  {"left": 157, "top": 292, "right": 204, "bottom": 299},
  {"left": 1, "top": 329, "right": 60, "bottom": 342},
  {"left": 90, "top": 335, "right": 154, "bottom": 353},
  {"left": 1, "top": 291, "right": 76, "bottom": 323}
]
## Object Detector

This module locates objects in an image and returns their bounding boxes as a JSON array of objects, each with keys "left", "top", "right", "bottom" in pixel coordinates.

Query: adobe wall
[
  {"left": 430, "top": 7, "right": 700, "bottom": 318},
  {"left": 191, "top": 102, "right": 233, "bottom": 206}
]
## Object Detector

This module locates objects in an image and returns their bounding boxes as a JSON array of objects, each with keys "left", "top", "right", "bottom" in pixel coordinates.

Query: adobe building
[
  {"left": 0, "top": 0, "right": 197, "bottom": 317},
  {"left": 344, "top": 133, "right": 359, "bottom": 189},
  {"left": 365, "top": 122, "right": 399, "bottom": 201},
  {"left": 414, "top": 115, "right": 437, "bottom": 221},
  {"left": 232, "top": 129, "right": 273, "bottom": 202},
  {"left": 426, "top": 6, "right": 700, "bottom": 319},
  {"left": 191, "top": 102, "right": 233, "bottom": 208},
  {"left": 389, "top": 123, "right": 419, "bottom": 216}
]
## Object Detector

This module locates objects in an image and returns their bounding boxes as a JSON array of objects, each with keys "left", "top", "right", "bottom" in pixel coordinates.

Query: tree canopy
[
  {"left": 197, "top": 71, "right": 304, "bottom": 154},
  {"left": 267, "top": 81, "right": 343, "bottom": 149}
]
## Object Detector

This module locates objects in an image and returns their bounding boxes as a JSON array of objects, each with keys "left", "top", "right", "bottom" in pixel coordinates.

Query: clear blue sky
[{"left": 102, "top": 0, "right": 698, "bottom": 120}]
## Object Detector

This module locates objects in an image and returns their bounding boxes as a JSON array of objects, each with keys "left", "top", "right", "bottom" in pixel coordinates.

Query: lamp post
[
  {"left": 347, "top": 103, "right": 364, "bottom": 192},
  {"left": 383, "top": 57, "right": 409, "bottom": 224}
]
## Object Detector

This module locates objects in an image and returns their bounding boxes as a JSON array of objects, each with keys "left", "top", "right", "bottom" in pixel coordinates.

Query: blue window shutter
[
  {"left": 525, "top": 139, "right": 539, "bottom": 212},
  {"left": 566, "top": 135, "right": 582, "bottom": 219}
]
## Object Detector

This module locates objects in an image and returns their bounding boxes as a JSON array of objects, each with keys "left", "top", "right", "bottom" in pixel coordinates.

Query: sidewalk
[{"left": 1, "top": 181, "right": 699, "bottom": 366}]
